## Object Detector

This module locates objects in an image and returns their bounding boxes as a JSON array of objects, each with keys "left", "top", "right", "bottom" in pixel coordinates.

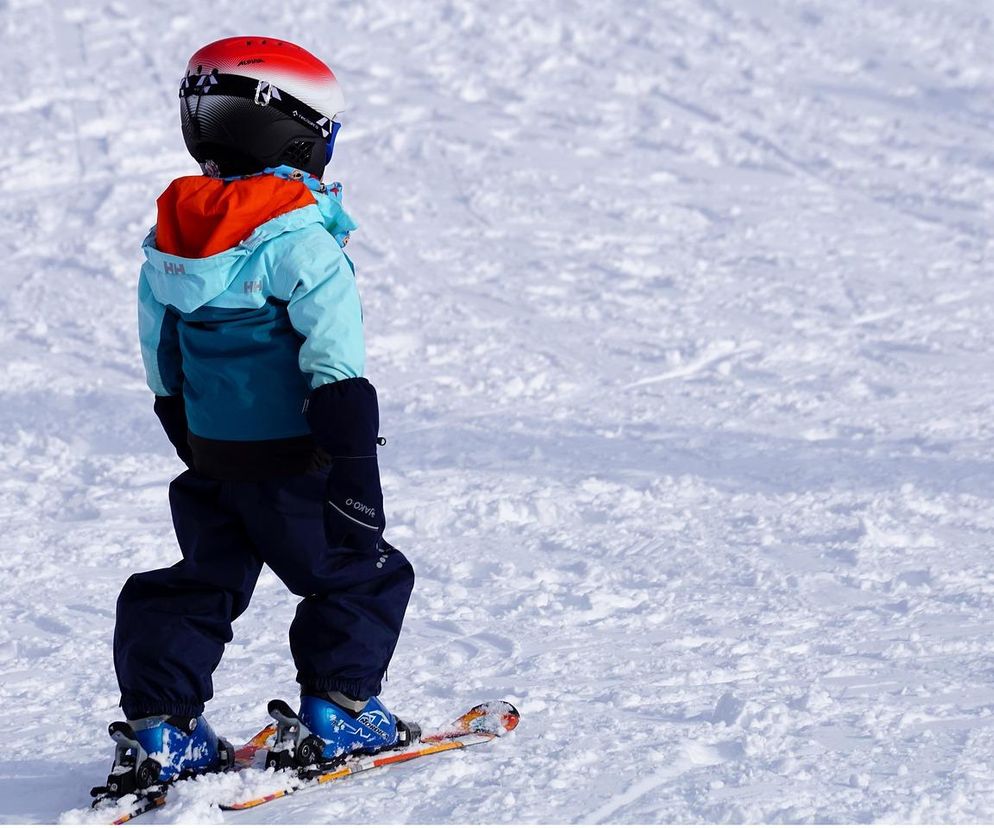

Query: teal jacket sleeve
[
  {"left": 273, "top": 224, "right": 366, "bottom": 389},
  {"left": 137, "top": 265, "right": 184, "bottom": 396}
]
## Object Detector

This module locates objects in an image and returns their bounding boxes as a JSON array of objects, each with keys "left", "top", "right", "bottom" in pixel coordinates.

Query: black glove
[
  {"left": 323, "top": 456, "right": 385, "bottom": 549},
  {"left": 305, "top": 378, "right": 385, "bottom": 551},
  {"left": 153, "top": 395, "right": 193, "bottom": 466}
]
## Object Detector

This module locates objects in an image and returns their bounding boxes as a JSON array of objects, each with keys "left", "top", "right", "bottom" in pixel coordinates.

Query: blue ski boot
[
  {"left": 91, "top": 715, "right": 234, "bottom": 801},
  {"left": 265, "top": 694, "right": 419, "bottom": 769}
]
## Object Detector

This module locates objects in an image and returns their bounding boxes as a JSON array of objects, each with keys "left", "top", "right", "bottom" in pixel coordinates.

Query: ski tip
[{"left": 459, "top": 700, "right": 520, "bottom": 735}]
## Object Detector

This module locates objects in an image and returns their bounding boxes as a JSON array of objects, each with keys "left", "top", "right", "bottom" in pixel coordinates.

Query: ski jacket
[{"left": 138, "top": 165, "right": 364, "bottom": 479}]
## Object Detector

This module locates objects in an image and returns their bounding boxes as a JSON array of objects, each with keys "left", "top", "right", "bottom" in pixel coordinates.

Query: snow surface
[{"left": 2, "top": 0, "right": 994, "bottom": 822}]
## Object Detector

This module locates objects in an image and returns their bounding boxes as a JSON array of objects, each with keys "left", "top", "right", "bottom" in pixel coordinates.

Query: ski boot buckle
[
  {"left": 90, "top": 722, "right": 162, "bottom": 801},
  {"left": 265, "top": 699, "right": 326, "bottom": 770}
]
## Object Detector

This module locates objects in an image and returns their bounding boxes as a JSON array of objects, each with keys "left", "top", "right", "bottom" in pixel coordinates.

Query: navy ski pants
[{"left": 114, "top": 469, "right": 415, "bottom": 719}]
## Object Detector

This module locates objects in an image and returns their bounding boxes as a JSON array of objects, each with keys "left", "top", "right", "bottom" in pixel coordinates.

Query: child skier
[{"left": 104, "top": 36, "right": 416, "bottom": 792}]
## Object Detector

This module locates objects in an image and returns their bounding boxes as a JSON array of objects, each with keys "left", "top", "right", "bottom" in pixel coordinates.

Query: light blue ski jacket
[{"left": 138, "top": 166, "right": 364, "bottom": 445}]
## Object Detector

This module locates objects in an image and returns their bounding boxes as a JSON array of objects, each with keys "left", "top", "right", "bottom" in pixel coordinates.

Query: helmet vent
[{"left": 282, "top": 139, "right": 313, "bottom": 169}]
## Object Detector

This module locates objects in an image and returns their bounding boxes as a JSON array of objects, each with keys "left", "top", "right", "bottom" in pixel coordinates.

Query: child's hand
[
  {"left": 305, "top": 377, "right": 387, "bottom": 552},
  {"left": 153, "top": 395, "right": 193, "bottom": 467},
  {"left": 323, "top": 456, "right": 385, "bottom": 551}
]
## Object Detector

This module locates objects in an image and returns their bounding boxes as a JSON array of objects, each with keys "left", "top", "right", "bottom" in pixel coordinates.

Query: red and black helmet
[{"left": 179, "top": 37, "right": 346, "bottom": 178}]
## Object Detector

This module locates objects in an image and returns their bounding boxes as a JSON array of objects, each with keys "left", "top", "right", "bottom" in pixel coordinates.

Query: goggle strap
[
  {"left": 180, "top": 69, "right": 335, "bottom": 139},
  {"left": 325, "top": 120, "right": 342, "bottom": 164}
]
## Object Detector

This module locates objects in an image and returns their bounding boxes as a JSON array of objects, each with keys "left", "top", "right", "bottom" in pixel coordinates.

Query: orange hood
[{"left": 155, "top": 174, "right": 317, "bottom": 259}]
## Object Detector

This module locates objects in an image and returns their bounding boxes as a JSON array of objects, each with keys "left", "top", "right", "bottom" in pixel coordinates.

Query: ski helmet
[{"left": 179, "top": 37, "right": 345, "bottom": 178}]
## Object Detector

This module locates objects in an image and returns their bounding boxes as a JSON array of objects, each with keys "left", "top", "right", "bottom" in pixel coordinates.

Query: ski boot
[
  {"left": 264, "top": 693, "right": 420, "bottom": 770},
  {"left": 90, "top": 715, "right": 234, "bottom": 802}
]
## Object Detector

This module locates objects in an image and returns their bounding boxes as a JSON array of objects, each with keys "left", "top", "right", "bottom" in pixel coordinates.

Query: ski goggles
[{"left": 325, "top": 118, "right": 342, "bottom": 164}]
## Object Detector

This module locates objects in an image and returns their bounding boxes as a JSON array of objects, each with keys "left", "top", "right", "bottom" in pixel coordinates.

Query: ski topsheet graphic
[{"left": 90, "top": 700, "right": 519, "bottom": 823}]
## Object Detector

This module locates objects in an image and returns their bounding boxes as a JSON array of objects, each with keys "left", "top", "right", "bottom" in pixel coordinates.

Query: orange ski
[{"left": 221, "top": 701, "right": 520, "bottom": 813}]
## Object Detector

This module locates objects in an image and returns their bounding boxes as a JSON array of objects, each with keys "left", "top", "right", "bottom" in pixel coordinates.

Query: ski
[
  {"left": 93, "top": 785, "right": 169, "bottom": 826},
  {"left": 220, "top": 700, "right": 519, "bottom": 813},
  {"left": 89, "top": 701, "right": 518, "bottom": 822}
]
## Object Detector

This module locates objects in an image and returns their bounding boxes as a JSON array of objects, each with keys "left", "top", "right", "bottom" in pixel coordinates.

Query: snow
[{"left": 2, "top": 0, "right": 994, "bottom": 822}]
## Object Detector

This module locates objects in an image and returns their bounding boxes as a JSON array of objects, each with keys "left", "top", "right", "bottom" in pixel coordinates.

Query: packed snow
[{"left": 2, "top": 0, "right": 994, "bottom": 822}]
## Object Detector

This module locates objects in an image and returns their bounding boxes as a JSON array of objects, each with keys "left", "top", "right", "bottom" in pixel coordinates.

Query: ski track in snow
[{"left": 1, "top": 0, "right": 994, "bottom": 822}]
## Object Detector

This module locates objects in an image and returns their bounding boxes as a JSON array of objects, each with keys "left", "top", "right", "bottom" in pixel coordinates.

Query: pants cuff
[
  {"left": 297, "top": 675, "right": 383, "bottom": 701},
  {"left": 120, "top": 693, "right": 205, "bottom": 720}
]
